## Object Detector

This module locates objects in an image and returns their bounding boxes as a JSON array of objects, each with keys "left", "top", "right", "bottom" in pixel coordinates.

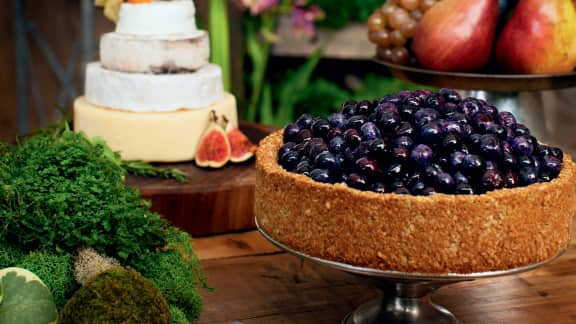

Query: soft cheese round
[
  {"left": 74, "top": 93, "right": 238, "bottom": 162},
  {"left": 100, "top": 31, "right": 209, "bottom": 73},
  {"left": 116, "top": 0, "right": 199, "bottom": 37},
  {"left": 85, "top": 62, "right": 224, "bottom": 112}
]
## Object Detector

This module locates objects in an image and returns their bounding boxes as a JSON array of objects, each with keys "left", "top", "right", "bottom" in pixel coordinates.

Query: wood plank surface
[
  {"left": 126, "top": 122, "right": 277, "bottom": 236},
  {"left": 195, "top": 232, "right": 576, "bottom": 324}
]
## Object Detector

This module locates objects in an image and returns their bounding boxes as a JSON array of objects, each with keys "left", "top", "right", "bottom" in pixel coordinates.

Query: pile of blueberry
[{"left": 278, "top": 89, "right": 564, "bottom": 195}]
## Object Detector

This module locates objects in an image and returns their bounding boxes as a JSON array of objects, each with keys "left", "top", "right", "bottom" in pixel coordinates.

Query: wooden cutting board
[{"left": 126, "top": 122, "right": 278, "bottom": 237}]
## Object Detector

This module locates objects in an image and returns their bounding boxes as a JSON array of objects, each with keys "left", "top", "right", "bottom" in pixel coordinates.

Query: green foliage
[
  {"left": 0, "top": 267, "right": 58, "bottom": 324},
  {"left": 293, "top": 78, "right": 351, "bottom": 118},
  {"left": 0, "top": 129, "right": 169, "bottom": 262},
  {"left": 59, "top": 268, "right": 171, "bottom": 324},
  {"left": 309, "top": 0, "right": 383, "bottom": 28},
  {"left": 121, "top": 160, "right": 188, "bottom": 183},
  {"left": 169, "top": 305, "right": 189, "bottom": 324},
  {"left": 16, "top": 250, "right": 78, "bottom": 309},
  {"left": 0, "top": 241, "right": 25, "bottom": 269},
  {"left": 129, "top": 228, "right": 206, "bottom": 321}
]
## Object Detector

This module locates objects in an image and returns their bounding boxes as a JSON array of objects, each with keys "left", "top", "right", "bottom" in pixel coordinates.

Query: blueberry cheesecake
[{"left": 255, "top": 89, "right": 576, "bottom": 274}]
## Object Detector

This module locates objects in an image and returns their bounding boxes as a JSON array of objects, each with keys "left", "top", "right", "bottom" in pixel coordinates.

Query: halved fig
[{"left": 195, "top": 111, "right": 231, "bottom": 168}]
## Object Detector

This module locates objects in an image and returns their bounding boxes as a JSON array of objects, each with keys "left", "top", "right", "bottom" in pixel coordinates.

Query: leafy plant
[
  {"left": 0, "top": 241, "right": 25, "bottom": 269},
  {"left": 308, "top": 0, "right": 382, "bottom": 28},
  {"left": 0, "top": 128, "right": 170, "bottom": 262},
  {"left": 17, "top": 250, "right": 78, "bottom": 309},
  {"left": 0, "top": 267, "right": 58, "bottom": 324},
  {"left": 129, "top": 228, "right": 207, "bottom": 321}
]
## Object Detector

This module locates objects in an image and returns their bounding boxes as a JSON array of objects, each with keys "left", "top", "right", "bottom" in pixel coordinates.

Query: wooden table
[{"left": 194, "top": 231, "right": 576, "bottom": 324}]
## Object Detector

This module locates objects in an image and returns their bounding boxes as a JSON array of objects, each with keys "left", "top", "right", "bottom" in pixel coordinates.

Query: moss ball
[{"left": 59, "top": 268, "right": 171, "bottom": 324}]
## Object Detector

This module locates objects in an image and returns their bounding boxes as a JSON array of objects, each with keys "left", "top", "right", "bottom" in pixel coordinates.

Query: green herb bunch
[{"left": 0, "top": 129, "right": 169, "bottom": 261}]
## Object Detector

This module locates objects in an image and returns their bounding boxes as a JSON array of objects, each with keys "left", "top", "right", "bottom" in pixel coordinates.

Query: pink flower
[
  {"left": 290, "top": 5, "right": 324, "bottom": 39},
  {"left": 236, "top": 0, "right": 279, "bottom": 16}
]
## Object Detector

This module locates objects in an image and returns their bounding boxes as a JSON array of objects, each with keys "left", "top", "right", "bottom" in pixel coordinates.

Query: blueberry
[
  {"left": 453, "top": 171, "right": 469, "bottom": 185},
  {"left": 538, "top": 171, "right": 553, "bottom": 183},
  {"left": 516, "top": 155, "right": 534, "bottom": 169},
  {"left": 498, "top": 111, "right": 516, "bottom": 129},
  {"left": 370, "top": 182, "right": 387, "bottom": 193},
  {"left": 315, "top": 151, "right": 340, "bottom": 172},
  {"left": 310, "top": 169, "right": 334, "bottom": 184},
  {"left": 448, "top": 152, "right": 466, "bottom": 171},
  {"left": 534, "top": 143, "right": 551, "bottom": 157},
  {"left": 501, "top": 152, "right": 517, "bottom": 170},
  {"left": 360, "top": 122, "right": 382, "bottom": 140},
  {"left": 375, "top": 102, "right": 399, "bottom": 116},
  {"left": 396, "top": 121, "right": 416, "bottom": 137},
  {"left": 419, "top": 122, "right": 444, "bottom": 144},
  {"left": 481, "top": 169, "right": 504, "bottom": 191},
  {"left": 501, "top": 141, "right": 513, "bottom": 154},
  {"left": 356, "top": 157, "right": 382, "bottom": 178},
  {"left": 344, "top": 128, "right": 362, "bottom": 148},
  {"left": 549, "top": 147, "right": 564, "bottom": 160},
  {"left": 346, "top": 173, "right": 367, "bottom": 190},
  {"left": 341, "top": 102, "right": 357, "bottom": 117},
  {"left": 278, "top": 142, "right": 296, "bottom": 159},
  {"left": 462, "top": 154, "right": 484, "bottom": 175},
  {"left": 439, "top": 88, "right": 462, "bottom": 103},
  {"left": 368, "top": 139, "right": 390, "bottom": 159},
  {"left": 296, "top": 113, "right": 314, "bottom": 130},
  {"left": 468, "top": 133, "right": 482, "bottom": 151},
  {"left": 414, "top": 108, "right": 439, "bottom": 127},
  {"left": 481, "top": 105, "right": 499, "bottom": 119},
  {"left": 435, "top": 172, "right": 456, "bottom": 193},
  {"left": 392, "top": 147, "right": 410, "bottom": 163},
  {"left": 455, "top": 183, "right": 474, "bottom": 195},
  {"left": 377, "top": 110, "right": 401, "bottom": 133},
  {"left": 297, "top": 129, "right": 312, "bottom": 143},
  {"left": 442, "top": 134, "right": 461, "bottom": 152},
  {"left": 312, "top": 119, "right": 330, "bottom": 139},
  {"left": 295, "top": 159, "right": 312, "bottom": 175},
  {"left": 503, "top": 170, "right": 518, "bottom": 188},
  {"left": 518, "top": 167, "right": 538, "bottom": 186},
  {"left": 328, "top": 113, "right": 347, "bottom": 128},
  {"left": 410, "top": 180, "right": 427, "bottom": 195},
  {"left": 422, "top": 186, "right": 437, "bottom": 195},
  {"left": 448, "top": 112, "right": 467, "bottom": 125},
  {"left": 390, "top": 181, "right": 406, "bottom": 191},
  {"left": 485, "top": 124, "right": 507, "bottom": 140},
  {"left": 423, "top": 94, "right": 441, "bottom": 109},
  {"left": 411, "top": 144, "right": 434, "bottom": 168},
  {"left": 394, "top": 187, "right": 411, "bottom": 195},
  {"left": 462, "top": 124, "right": 474, "bottom": 137},
  {"left": 514, "top": 124, "right": 530, "bottom": 137},
  {"left": 347, "top": 115, "right": 369, "bottom": 130},
  {"left": 512, "top": 136, "right": 534, "bottom": 156},
  {"left": 443, "top": 121, "right": 463, "bottom": 137},
  {"left": 458, "top": 98, "right": 482, "bottom": 117},
  {"left": 303, "top": 138, "right": 325, "bottom": 156},
  {"left": 542, "top": 155, "right": 562, "bottom": 176},
  {"left": 279, "top": 150, "right": 301, "bottom": 171},
  {"left": 283, "top": 124, "right": 300, "bottom": 143},
  {"left": 385, "top": 163, "right": 404, "bottom": 180},
  {"left": 398, "top": 105, "right": 417, "bottom": 121},
  {"left": 394, "top": 136, "right": 414, "bottom": 149},
  {"left": 351, "top": 142, "right": 371, "bottom": 161},
  {"left": 442, "top": 102, "right": 459, "bottom": 116},
  {"left": 329, "top": 136, "right": 346, "bottom": 154},
  {"left": 472, "top": 113, "right": 493, "bottom": 133},
  {"left": 403, "top": 94, "right": 422, "bottom": 107},
  {"left": 424, "top": 163, "right": 443, "bottom": 182},
  {"left": 484, "top": 160, "right": 498, "bottom": 170},
  {"left": 479, "top": 134, "right": 503, "bottom": 159},
  {"left": 356, "top": 100, "right": 373, "bottom": 115}
]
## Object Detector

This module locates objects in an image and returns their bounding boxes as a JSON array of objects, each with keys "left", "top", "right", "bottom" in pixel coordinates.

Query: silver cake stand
[{"left": 256, "top": 220, "right": 567, "bottom": 324}]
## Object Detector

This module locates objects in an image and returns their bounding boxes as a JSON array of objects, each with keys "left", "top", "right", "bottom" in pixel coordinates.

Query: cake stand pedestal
[
  {"left": 375, "top": 61, "right": 576, "bottom": 132},
  {"left": 257, "top": 221, "right": 566, "bottom": 324}
]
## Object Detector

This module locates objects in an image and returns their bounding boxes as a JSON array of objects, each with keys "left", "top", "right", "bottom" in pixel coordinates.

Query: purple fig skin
[{"left": 412, "top": 0, "right": 499, "bottom": 72}]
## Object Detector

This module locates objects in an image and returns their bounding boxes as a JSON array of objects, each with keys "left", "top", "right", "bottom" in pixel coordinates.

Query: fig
[
  {"left": 195, "top": 111, "right": 231, "bottom": 168},
  {"left": 224, "top": 115, "right": 257, "bottom": 163}
]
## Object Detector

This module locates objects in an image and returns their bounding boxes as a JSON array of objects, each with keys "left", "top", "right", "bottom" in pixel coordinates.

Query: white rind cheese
[
  {"left": 74, "top": 93, "right": 238, "bottom": 162},
  {"left": 117, "top": 0, "right": 198, "bottom": 37},
  {"left": 100, "top": 31, "right": 210, "bottom": 73},
  {"left": 85, "top": 62, "right": 224, "bottom": 112}
]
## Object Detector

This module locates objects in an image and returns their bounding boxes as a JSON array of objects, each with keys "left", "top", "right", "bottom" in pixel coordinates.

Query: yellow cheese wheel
[{"left": 74, "top": 93, "right": 238, "bottom": 162}]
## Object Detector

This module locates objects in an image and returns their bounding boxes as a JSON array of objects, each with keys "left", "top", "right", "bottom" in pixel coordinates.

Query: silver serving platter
[{"left": 256, "top": 219, "right": 567, "bottom": 324}]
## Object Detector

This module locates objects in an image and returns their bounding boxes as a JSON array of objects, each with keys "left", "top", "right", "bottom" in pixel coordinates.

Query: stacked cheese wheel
[{"left": 74, "top": 0, "right": 238, "bottom": 162}]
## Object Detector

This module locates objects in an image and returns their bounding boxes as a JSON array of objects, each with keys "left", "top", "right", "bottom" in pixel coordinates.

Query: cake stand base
[
  {"left": 343, "top": 279, "right": 465, "bottom": 324},
  {"left": 256, "top": 219, "right": 567, "bottom": 324}
]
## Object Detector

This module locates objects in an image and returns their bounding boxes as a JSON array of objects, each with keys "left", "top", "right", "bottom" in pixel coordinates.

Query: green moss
[
  {"left": 16, "top": 249, "right": 78, "bottom": 309},
  {"left": 0, "top": 241, "right": 26, "bottom": 268},
  {"left": 130, "top": 228, "right": 206, "bottom": 321},
  {"left": 59, "top": 268, "right": 171, "bottom": 324},
  {"left": 169, "top": 305, "right": 189, "bottom": 324}
]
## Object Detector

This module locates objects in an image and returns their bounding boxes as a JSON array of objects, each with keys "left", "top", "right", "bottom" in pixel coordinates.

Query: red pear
[
  {"left": 412, "top": 0, "right": 499, "bottom": 72},
  {"left": 495, "top": 0, "right": 576, "bottom": 74}
]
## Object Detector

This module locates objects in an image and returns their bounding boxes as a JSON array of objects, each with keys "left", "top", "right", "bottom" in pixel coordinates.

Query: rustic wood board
[
  {"left": 126, "top": 122, "right": 277, "bottom": 237},
  {"left": 196, "top": 232, "right": 576, "bottom": 324}
]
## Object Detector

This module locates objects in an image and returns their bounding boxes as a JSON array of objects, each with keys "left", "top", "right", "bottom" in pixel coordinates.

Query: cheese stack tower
[{"left": 74, "top": 0, "right": 238, "bottom": 162}]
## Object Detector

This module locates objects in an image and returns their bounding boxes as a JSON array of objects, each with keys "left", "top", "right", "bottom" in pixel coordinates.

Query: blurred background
[{"left": 1, "top": 0, "right": 575, "bottom": 155}]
